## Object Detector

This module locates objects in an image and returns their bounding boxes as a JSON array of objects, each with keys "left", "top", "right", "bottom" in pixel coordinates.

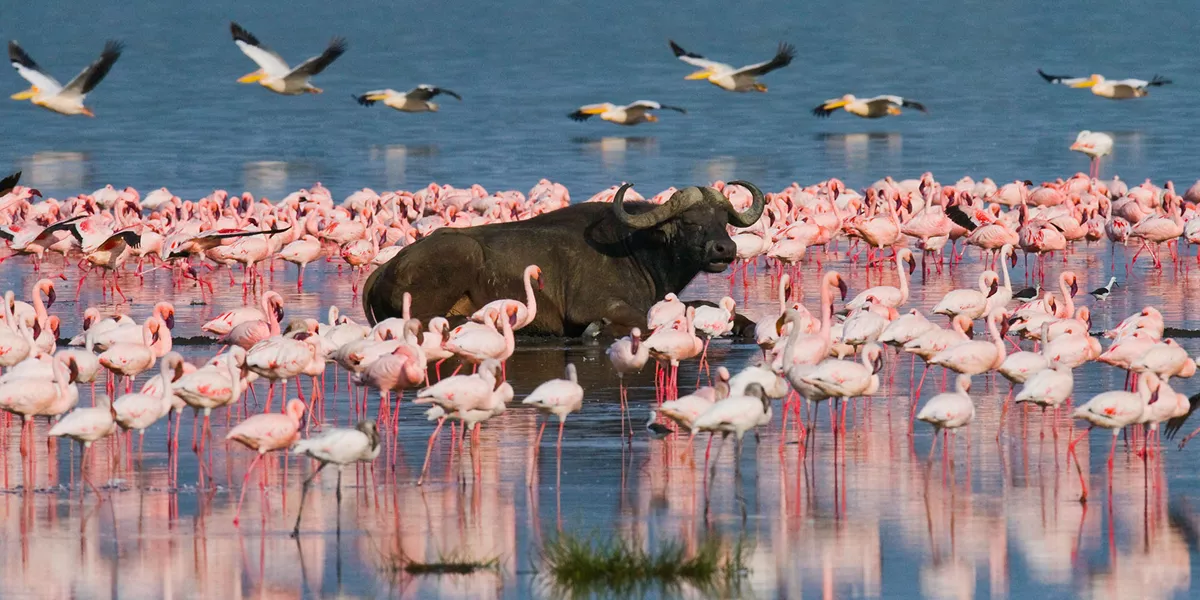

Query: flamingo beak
[
  {"left": 987, "top": 280, "right": 998, "bottom": 298},
  {"left": 837, "top": 278, "right": 848, "bottom": 301},
  {"left": 872, "top": 353, "right": 883, "bottom": 374},
  {"left": 1149, "top": 388, "right": 1159, "bottom": 405},
  {"left": 965, "top": 323, "right": 975, "bottom": 338},
  {"left": 1000, "top": 318, "right": 1011, "bottom": 337},
  {"left": 536, "top": 272, "right": 544, "bottom": 291},
  {"left": 907, "top": 256, "right": 916, "bottom": 275},
  {"left": 165, "top": 312, "right": 175, "bottom": 330},
  {"left": 46, "top": 287, "right": 56, "bottom": 309},
  {"left": 631, "top": 336, "right": 640, "bottom": 354},
  {"left": 1010, "top": 251, "right": 1018, "bottom": 268}
]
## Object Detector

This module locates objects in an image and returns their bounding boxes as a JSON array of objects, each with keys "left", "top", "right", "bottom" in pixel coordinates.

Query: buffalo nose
[{"left": 712, "top": 240, "right": 734, "bottom": 256}]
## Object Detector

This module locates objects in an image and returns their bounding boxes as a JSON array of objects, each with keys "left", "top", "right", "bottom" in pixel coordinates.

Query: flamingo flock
[{"left": 3, "top": 168, "right": 1200, "bottom": 532}]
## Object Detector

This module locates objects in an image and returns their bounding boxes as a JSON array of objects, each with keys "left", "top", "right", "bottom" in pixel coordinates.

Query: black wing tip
[
  {"left": 668, "top": 39, "right": 686, "bottom": 56},
  {"left": 661, "top": 104, "right": 686, "bottom": 114},
  {"left": 354, "top": 94, "right": 375, "bottom": 106},
  {"left": 8, "top": 40, "right": 35, "bottom": 66},
  {"left": 1037, "top": 68, "right": 1063, "bottom": 83},
  {"left": 811, "top": 105, "right": 834, "bottom": 117},
  {"left": 328, "top": 36, "right": 348, "bottom": 54},
  {"left": 1150, "top": 75, "right": 1172, "bottom": 86},
  {"left": 0, "top": 172, "right": 19, "bottom": 195},
  {"left": 230, "top": 21, "right": 259, "bottom": 46},
  {"left": 777, "top": 42, "right": 797, "bottom": 61},
  {"left": 903, "top": 100, "right": 928, "bottom": 113},
  {"left": 946, "top": 204, "right": 978, "bottom": 231},
  {"left": 101, "top": 40, "right": 125, "bottom": 58},
  {"left": 568, "top": 110, "right": 591, "bottom": 122}
]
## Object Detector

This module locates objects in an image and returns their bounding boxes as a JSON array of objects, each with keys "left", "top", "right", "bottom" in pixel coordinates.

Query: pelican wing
[
  {"left": 1037, "top": 69, "right": 1088, "bottom": 86},
  {"left": 230, "top": 22, "right": 291, "bottom": 77},
  {"left": 811, "top": 99, "right": 840, "bottom": 117},
  {"left": 0, "top": 172, "right": 19, "bottom": 197},
  {"left": 288, "top": 37, "right": 346, "bottom": 79},
  {"left": 1116, "top": 76, "right": 1171, "bottom": 89},
  {"left": 61, "top": 40, "right": 123, "bottom": 97},
  {"left": 628, "top": 100, "right": 686, "bottom": 113},
  {"left": 8, "top": 41, "right": 63, "bottom": 94},
  {"left": 732, "top": 43, "right": 795, "bottom": 77},
  {"left": 870, "top": 95, "right": 928, "bottom": 113},
  {"left": 668, "top": 40, "right": 730, "bottom": 72},
  {"left": 409, "top": 84, "right": 461, "bottom": 102}
]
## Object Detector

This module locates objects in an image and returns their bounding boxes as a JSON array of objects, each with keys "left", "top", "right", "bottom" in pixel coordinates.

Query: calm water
[
  {"left": 1, "top": 244, "right": 1200, "bottom": 599},
  {"left": 3, "top": 1, "right": 1199, "bottom": 199},
  {"left": 3, "top": 1, "right": 1200, "bottom": 598}
]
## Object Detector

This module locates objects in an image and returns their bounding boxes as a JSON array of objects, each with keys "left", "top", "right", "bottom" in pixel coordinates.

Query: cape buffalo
[{"left": 362, "top": 181, "right": 765, "bottom": 336}]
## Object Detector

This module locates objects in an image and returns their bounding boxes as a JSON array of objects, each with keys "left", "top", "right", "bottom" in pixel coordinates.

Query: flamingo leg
[
  {"left": 232, "top": 452, "right": 265, "bottom": 525},
  {"left": 291, "top": 461, "right": 328, "bottom": 537},
  {"left": 417, "top": 417, "right": 447, "bottom": 486}
]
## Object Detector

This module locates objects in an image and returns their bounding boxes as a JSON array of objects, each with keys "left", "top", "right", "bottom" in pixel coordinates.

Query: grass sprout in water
[
  {"left": 540, "top": 532, "right": 749, "bottom": 596},
  {"left": 378, "top": 547, "right": 500, "bottom": 577}
]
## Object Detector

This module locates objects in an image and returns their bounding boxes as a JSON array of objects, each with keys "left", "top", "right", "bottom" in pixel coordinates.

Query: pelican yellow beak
[
  {"left": 1071, "top": 78, "right": 1097, "bottom": 89},
  {"left": 685, "top": 70, "right": 711, "bottom": 80},
  {"left": 10, "top": 86, "right": 37, "bottom": 100},
  {"left": 581, "top": 106, "right": 608, "bottom": 115},
  {"left": 365, "top": 93, "right": 389, "bottom": 101},
  {"left": 238, "top": 70, "right": 265, "bottom": 84},
  {"left": 81, "top": 107, "right": 94, "bottom": 117},
  {"left": 823, "top": 100, "right": 848, "bottom": 110},
  {"left": 753, "top": 83, "right": 768, "bottom": 92}
]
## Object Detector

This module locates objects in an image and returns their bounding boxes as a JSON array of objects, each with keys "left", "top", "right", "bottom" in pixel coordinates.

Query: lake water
[{"left": 3, "top": 1, "right": 1200, "bottom": 598}]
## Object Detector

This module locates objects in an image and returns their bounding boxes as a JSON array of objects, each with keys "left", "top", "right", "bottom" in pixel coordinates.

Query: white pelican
[
  {"left": 8, "top": 40, "right": 122, "bottom": 116},
  {"left": 1070, "top": 130, "right": 1113, "bottom": 178},
  {"left": 1038, "top": 69, "right": 1171, "bottom": 99},
  {"left": 353, "top": 85, "right": 461, "bottom": 112},
  {"left": 230, "top": 22, "right": 346, "bottom": 95},
  {"left": 568, "top": 100, "right": 686, "bottom": 126},
  {"left": 668, "top": 40, "right": 794, "bottom": 92},
  {"left": 812, "top": 94, "right": 927, "bottom": 119}
]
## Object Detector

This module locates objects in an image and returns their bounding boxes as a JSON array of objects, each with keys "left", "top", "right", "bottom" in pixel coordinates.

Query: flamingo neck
[{"left": 523, "top": 269, "right": 537, "bottom": 322}]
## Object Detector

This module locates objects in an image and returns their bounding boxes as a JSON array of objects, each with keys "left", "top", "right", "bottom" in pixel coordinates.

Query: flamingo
[
  {"left": 112, "top": 352, "right": 185, "bottom": 452},
  {"left": 607, "top": 327, "right": 650, "bottom": 437},
  {"left": 174, "top": 347, "right": 247, "bottom": 461},
  {"left": 223, "top": 291, "right": 285, "bottom": 349},
  {"left": 646, "top": 293, "right": 685, "bottom": 331},
  {"left": 0, "top": 357, "right": 77, "bottom": 457},
  {"left": 290, "top": 420, "right": 381, "bottom": 537},
  {"left": 278, "top": 235, "right": 323, "bottom": 289},
  {"left": 1014, "top": 361, "right": 1075, "bottom": 434},
  {"left": 225, "top": 398, "right": 307, "bottom": 525},
  {"left": 469, "top": 264, "right": 542, "bottom": 330},
  {"left": 98, "top": 316, "right": 169, "bottom": 392},
  {"left": 522, "top": 363, "right": 585, "bottom": 458},
  {"left": 1067, "top": 378, "right": 1152, "bottom": 501},
  {"left": 445, "top": 306, "right": 517, "bottom": 370},
  {"left": 414, "top": 360, "right": 502, "bottom": 485},
  {"left": 928, "top": 312, "right": 1008, "bottom": 376},
  {"left": 245, "top": 329, "right": 322, "bottom": 411},
  {"left": 689, "top": 383, "right": 771, "bottom": 478},
  {"left": 202, "top": 291, "right": 283, "bottom": 336},
  {"left": 47, "top": 397, "right": 119, "bottom": 498},
  {"left": 845, "top": 248, "right": 915, "bottom": 309},
  {"left": 916, "top": 375, "right": 974, "bottom": 460},
  {"left": 644, "top": 307, "right": 703, "bottom": 399},
  {"left": 932, "top": 271, "right": 999, "bottom": 321},
  {"left": 659, "top": 366, "right": 731, "bottom": 432}
]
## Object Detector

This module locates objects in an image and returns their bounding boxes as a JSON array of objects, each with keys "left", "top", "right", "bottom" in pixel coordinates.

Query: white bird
[
  {"left": 230, "top": 22, "right": 345, "bottom": 95},
  {"left": 1039, "top": 69, "right": 1172, "bottom": 99},
  {"left": 1070, "top": 131, "right": 1114, "bottom": 178},
  {"left": 917, "top": 375, "right": 975, "bottom": 458},
  {"left": 812, "top": 94, "right": 928, "bottom": 118},
  {"left": 522, "top": 363, "right": 585, "bottom": 451},
  {"left": 568, "top": 100, "right": 686, "bottom": 125},
  {"left": 1014, "top": 362, "right": 1075, "bottom": 419},
  {"left": 354, "top": 85, "right": 461, "bottom": 113},
  {"left": 689, "top": 383, "right": 772, "bottom": 476},
  {"left": 8, "top": 40, "right": 123, "bottom": 116},
  {"left": 290, "top": 420, "right": 381, "bottom": 536},
  {"left": 669, "top": 40, "right": 795, "bottom": 92}
]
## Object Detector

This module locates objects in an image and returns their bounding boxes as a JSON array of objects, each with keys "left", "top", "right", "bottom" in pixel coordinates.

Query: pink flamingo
[
  {"left": 225, "top": 398, "right": 307, "bottom": 525},
  {"left": 48, "top": 397, "right": 120, "bottom": 498},
  {"left": 929, "top": 311, "right": 1008, "bottom": 376},
  {"left": 290, "top": 420, "right": 381, "bottom": 536},
  {"left": 445, "top": 306, "right": 516, "bottom": 371},
  {"left": 523, "top": 363, "right": 585, "bottom": 461},
  {"left": 846, "top": 248, "right": 916, "bottom": 309},
  {"left": 607, "top": 326, "right": 650, "bottom": 437},
  {"left": 223, "top": 291, "right": 285, "bottom": 349},
  {"left": 175, "top": 348, "right": 246, "bottom": 471},
  {"left": 278, "top": 235, "right": 323, "bottom": 289},
  {"left": 98, "top": 317, "right": 169, "bottom": 393},
  {"left": 245, "top": 330, "right": 321, "bottom": 411},
  {"left": 1067, "top": 381, "right": 1151, "bottom": 502},
  {"left": 646, "top": 293, "right": 685, "bottom": 331},
  {"left": 113, "top": 352, "right": 185, "bottom": 453},
  {"left": 644, "top": 307, "right": 702, "bottom": 400},
  {"left": 469, "top": 264, "right": 543, "bottom": 330},
  {"left": 414, "top": 360, "right": 502, "bottom": 485}
]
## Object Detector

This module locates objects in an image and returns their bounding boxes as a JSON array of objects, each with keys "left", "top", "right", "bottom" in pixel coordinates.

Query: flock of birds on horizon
[
  {"left": 4, "top": 165, "right": 1200, "bottom": 531},
  {"left": 4, "top": 22, "right": 1175, "bottom": 137}
]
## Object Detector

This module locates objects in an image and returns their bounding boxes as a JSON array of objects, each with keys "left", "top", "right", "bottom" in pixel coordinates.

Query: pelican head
[
  {"left": 10, "top": 86, "right": 38, "bottom": 100},
  {"left": 684, "top": 69, "right": 712, "bottom": 81},
  {"left": 237, "top": 69, "right": 266, "bottom": 84},
  {"left": 1071, "top": 74, "right": 1103, "bottom": 88}
]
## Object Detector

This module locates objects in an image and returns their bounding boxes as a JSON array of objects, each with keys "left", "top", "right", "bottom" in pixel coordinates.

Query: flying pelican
[
  {"left": 1070, "top": 130, "right": 1113, "bottom": 178},
  {"left": 812, "top": 94, "right": 927, "bottom": 119},
  {"left": 230, "top": 22, "right": 346, "bottom": 95},
  {"left": 1038, "top": 69, "right": 1171, "bottom": 99},
  {"left": 668, "top": 40, "right": 794, "bottom": 92},
  {"left": 568, "top": 100, "right": 686, "bottom": 126},
  {"left": 8, "top": 40, "right": 123, "bottom": 116},
  {"left": 353, "top": 85, "right": 461, "bottom": 112}
]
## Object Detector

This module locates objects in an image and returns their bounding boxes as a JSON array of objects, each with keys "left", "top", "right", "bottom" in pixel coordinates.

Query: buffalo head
[{"left": 612, "top": 181, "right": 765, "bottom": 273}]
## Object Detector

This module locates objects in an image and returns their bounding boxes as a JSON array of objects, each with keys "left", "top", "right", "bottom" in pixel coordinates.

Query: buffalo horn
[
  {"left": 612, "top": 184, "right": 705, "bottom": 230},
  {"left": 719, "top": 180, "right": 766, "bottom": 227}
]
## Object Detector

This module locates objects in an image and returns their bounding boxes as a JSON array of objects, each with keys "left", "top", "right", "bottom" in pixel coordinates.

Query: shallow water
[
  {"left": 3, "top": 1, "right": 1199, "bottom": 199},
  {"left": 2, "top": 241, "right": 1200, "bottom": 599}
]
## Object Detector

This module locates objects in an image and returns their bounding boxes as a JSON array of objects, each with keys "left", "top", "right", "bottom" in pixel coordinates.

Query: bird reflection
[
  {"left": 572, "top": 136, "right": 658, "bottom": 169},
  {"left": 369, "top": 144, "right": 439, "bottom": 188},
  {"left": 18, "top": 151, "right": 91, "bottom": 191}
]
